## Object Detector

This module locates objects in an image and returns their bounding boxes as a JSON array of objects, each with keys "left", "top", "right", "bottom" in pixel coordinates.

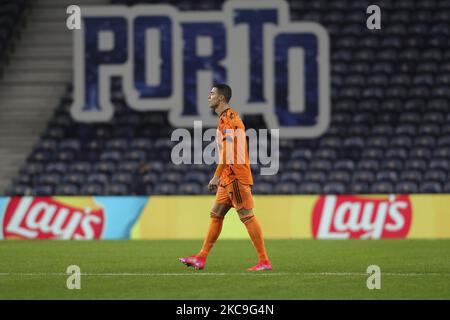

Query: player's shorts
[{"left": 215, "top": 179, "right": 254, "bottom": 211}]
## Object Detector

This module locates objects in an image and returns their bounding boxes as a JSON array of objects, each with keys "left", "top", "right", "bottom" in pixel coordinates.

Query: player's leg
[
  {"left": 179, "top": 185, "right": 232, "bottom": 269},
  {"left": 230, "top": 180, "right": 271, "bottom": 270},
  {"left": 197, "top": 202, "right": 231, "bottom": 258}
]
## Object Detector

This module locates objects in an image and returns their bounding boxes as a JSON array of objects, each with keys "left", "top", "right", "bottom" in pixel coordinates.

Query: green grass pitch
[{"left": 0, "top": 240, "right": 449, "bottom": 299}]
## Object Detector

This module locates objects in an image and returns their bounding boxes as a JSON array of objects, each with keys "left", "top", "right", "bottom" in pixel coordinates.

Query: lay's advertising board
[
  {"left": 1, "top": 195, "right": 450, "bottom": 240},
  {"left": 0, "top": 196, "right": 147, "bottom": 240}
]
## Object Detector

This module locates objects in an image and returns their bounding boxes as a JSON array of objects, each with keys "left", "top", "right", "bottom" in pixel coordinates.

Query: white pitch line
[{"left": 0, "top": 272, "right": 449, "bottom": 277}]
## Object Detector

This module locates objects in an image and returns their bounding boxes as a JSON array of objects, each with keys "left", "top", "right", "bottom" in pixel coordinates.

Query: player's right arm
[{"left": 208, "top": 140, "right": 226, "bottom": 192}]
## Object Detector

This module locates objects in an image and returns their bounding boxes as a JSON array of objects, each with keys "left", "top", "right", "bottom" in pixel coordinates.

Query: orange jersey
[{"left": 215, "top": 108, "right": 253, "bottom": 186}]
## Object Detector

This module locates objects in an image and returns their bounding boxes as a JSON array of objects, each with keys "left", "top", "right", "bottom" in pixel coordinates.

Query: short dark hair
[{"left": 213, "top": 84, "right": 232, "bottom": 103}]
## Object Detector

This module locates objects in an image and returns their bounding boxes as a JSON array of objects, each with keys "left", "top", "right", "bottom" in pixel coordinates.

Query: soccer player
[{"left": 179, "top": 84, "right": 272, "bottom": 271}]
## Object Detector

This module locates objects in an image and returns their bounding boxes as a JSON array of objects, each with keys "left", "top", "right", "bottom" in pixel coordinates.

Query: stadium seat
[
  {"left": 280, "top": 172, "right": 302, "bottom": 184},
  {"left": 395, "top": 182, "right": 419, "bottom": 194},
  {"left": 33, "top": 185, "right": 54, "bottom": 196},
  {"left": 252, "top": 183, "right": 274, "bottom": 195},
  {"left": 371, "top": 182, "right": 394, "bottom": 193},
  {"left": 106, "top": 184, "right": 129, "bottom": 195},
  {"left": 80, "top": 184, "right": 104, "bottom": 195},
  {"left": 309, "top": 160, "right": 332, "bottom": 171},
  {"left": 111, "top": 173, "right": 134, "bottom": 184},
  {"left": 350, "top": 182, "right": 369, "bottom": 194},
  {"left": 400, "top": 170, "right": 423, "bottom": 182},
  {"left": 298, "top": 182, "right": 322, "bottom": 194},
  {"left": 6, "top": 0, "right": 450, "bottom": 196},
  {"left": 304, "top": 171, "right": 327, "bottom": 183},
  {"left": 153, "top": 183, "right": 177, "bottom": 195},
  {"left": 178, "top": 183, "right": 202, "bottom": 194},
  {"left": 328, "top": 171, "right": 351, "bottom": 183},
  {"left": 55, "top": 184, "right": 79, "bottom": 195},
  {"left": 419, "top": 182, "right": 443, "bottom": 193},
  {"left": 87, "top": 174, "right": 109, "bottom": 186},
  {"left": 45, "top": 162, "right": 67, "bottom": 174},
  {"left": 323, "top": 182, "right": 346, "bottom": 194},
  {"left": 62, "top": 173, "right": 86, "bottom": 186}
]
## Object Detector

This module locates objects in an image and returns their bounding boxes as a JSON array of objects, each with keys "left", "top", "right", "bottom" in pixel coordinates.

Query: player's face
[{"left": 208, "top": 87, "right": 221, "bottom": 109}]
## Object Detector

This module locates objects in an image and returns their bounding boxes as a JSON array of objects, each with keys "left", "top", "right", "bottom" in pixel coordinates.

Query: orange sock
[
  {"left": 241, "top": 215, "right": 269, "bottom": 261},
  {"left": 198, "top": 215, "right": 224, "bottom": 258}
]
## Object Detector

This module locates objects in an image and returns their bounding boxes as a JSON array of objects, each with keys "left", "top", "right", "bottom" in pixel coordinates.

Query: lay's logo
[
  {"left": 312, "top": 195, "right": 412, "bottom": 239},
  {"left": 2, "top": 197, "right": 105, "bottom": 240}
]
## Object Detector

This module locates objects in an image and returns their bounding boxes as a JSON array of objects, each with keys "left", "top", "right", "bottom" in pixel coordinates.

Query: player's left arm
[{"left": 208, "top": 117, "right": 237, "bottom": 192}]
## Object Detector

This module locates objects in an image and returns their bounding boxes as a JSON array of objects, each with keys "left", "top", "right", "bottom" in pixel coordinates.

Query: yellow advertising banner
[{"left": 131, "top": 195, "right": 450, "bottom": 239}]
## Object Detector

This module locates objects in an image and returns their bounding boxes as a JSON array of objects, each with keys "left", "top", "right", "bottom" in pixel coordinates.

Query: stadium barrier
[{"left": 1, "top": 195, "right": 449, "bottom": 240}]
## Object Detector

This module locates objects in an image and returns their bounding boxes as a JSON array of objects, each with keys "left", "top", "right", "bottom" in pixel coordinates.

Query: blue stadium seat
[
  {"left": 32, "top": 185, "right": 54, "bottom": 196},
  {"left": 56, "top": 150, "right": 76, "bottom": 162},
  {"left": 400, "top": 170, "right": 423, "bottom": 182},
  {"left": 62, "top": 173, "right": 86, "bottom": 186},
  {"left": 304, "top": 171, "right": 327, "bottom": 183},
  {"left": 424, "top": 170, "right": 447, "bottom": 183},
  {"left": 117, "top": 161, "right": 140, "bottom": 172},
  {"left": 298, "top": 182, "right": 322, "bottom": 194},
  {"left": 45, "top": 162, "right": 67, "bottom": 174},
  {"left": 406, "top": 159, "right": 428, "bottom": 171},
  {"left": 100, "top": 151, "right": 122, "bottom": 162},
  {"left": 414, "top": 135, "right": 436, "bottom": 148},
  {"left": 410, "top": 148, "right": 431, "bottom": 159},
  {"left": 6, "top": 185, "right": 33, "bottom": 196},
  {"left": 395, "top": 124, "right": 417, "bottom": 136},
  {"left": 333, "top": 159, "right": 355, "bottom": 171},
  {"left": 291, "top": 149, "right": 312, "bottom": 160},
  {"left": 80, "top": 184, "right": 104, "bottom": 195},
  {"left": 37, "top": 173, "right": 61, "bottom": 186},
  {"left": 323, "top": 182, "right": 346, "bottom": 194},
  {"left": 106, "top": 183, "right": 129, "bottom": 195},
  {"left": 252, "top": 183, "right": 274, "bottom": 195},
  {"left": 111, "top": 173, "right": 134, "bottom": 184},
  {"left": 357, "top": 160, "right": 379, "bottom": 171},
  {"left": 309, "top": 160, "right": 332, "bottom": 171},
  {"left": 381, "top": 159, "right": 403, "bottom": 171},
  {"left": 87, "top": 173, "right": 109, "bottom": 186},
  {"left": 14, "top": 174, "right": 32, "bottom": 185},
  {"left": 362, "top": 148, "right": 383, "bottom": 159},
  {"left": 55, "top": 184, "right": 79, "bottom": 195},
  {"left": 353, "top": 170, "right": 375, "bottom": 183},
  {"left": 376, "top": 171, "right": 398, "bottom": 183},
  {"left": 395, "top": 182, "right": 419, "bottom": 194},
  {"left": 328, "top": 171, "right": 351, "bottom": 183},
  {"left": 160, "top": 172, "right": 182, "bottom": 183},
  {"left": 153, "top": 183, "right": 177, "bottom": 195},
  {"left": 280, "top": 172, "right": 302, "bottom": 184},
  {"left": 433, "top": 147, "right": 450, "bottom": 158},
  {"left": 178, "top": 183, "right": 202, "bottom": 195},
  {"left": 93, "top": 161, "right": 116, "bottom": 174},
  {"left": 429, "top": 159, "right": 450, "bottom": 171},
  {"left": 371, "top": 182, "right": 394, "bottom": 193},
  {"left": 59, "top": 139, "right": 81, "bottom": 152},
  {"left": 350, "top": 182, "right": 369, "bottom": 194},
  {"left": 69, "top": 162, "right": 92, "bottom": 174},
  {"left": 183, "top": 171, "right": 207, "bottom": 184},
  {"left": 390, "top": 135, "right": 413, "bottom": 148},
  {"left": 385, "top": 148, "right": 407, "bottom": 159},
  {"left": 420, "top": 182, "right": 442, "bottom": 193},
  {"left": 444, "top": 183, "right": 450, "bottom": 193}
]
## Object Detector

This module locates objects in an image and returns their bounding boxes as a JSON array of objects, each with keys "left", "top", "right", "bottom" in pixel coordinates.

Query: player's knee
[
  {"left": 210, "top": 211, "right": 225, "bottom": 219},
  {"left": 239, "top": 213, "right": 254, "bottom": 224}
]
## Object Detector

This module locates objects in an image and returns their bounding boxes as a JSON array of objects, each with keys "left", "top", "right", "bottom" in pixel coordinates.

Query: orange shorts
[{"left": 215, "top": 179, "right": 254, "bottom": 211}]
